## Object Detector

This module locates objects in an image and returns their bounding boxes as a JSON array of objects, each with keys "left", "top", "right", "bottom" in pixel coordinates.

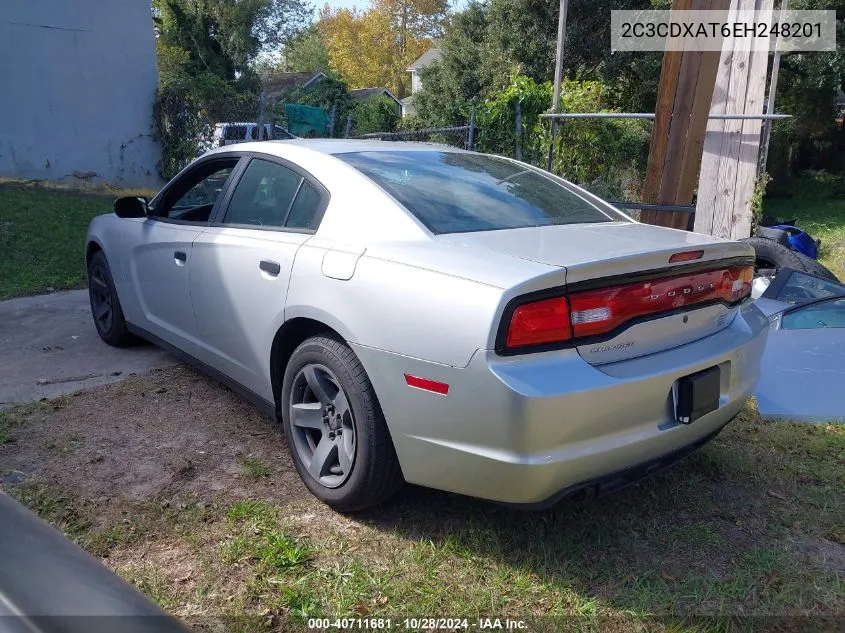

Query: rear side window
[
  {"left": 223, "top": 159, "right": 301, "bottom": 228},
  {"left": 285, "top": 181, "right": 321, "bottom": 230},
  {"left": 338, "top": 151, "right": 619, "bottom": 234}
]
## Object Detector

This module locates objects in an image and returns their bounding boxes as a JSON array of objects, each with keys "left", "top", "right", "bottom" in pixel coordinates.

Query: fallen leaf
[
  {"left": 376, "top": 595, "right": 388, "bottom": 605},
  {"left": 354, "top": 603, "right": 371, "bottom": 616}
]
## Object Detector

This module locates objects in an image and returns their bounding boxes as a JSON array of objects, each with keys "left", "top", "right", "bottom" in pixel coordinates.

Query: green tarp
[{"left": 284, "top": 104, "right": 329, "bottom": 138}]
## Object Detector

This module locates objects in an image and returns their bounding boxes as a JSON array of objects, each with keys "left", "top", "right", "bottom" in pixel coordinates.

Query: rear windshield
[{"left": 338, "top": 150, "right": 619, "bottom": 234}]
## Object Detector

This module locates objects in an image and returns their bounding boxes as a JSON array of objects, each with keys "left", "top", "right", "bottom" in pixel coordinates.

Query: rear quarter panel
[{"left": 285, "top": 242, "right": 507, "bottom": 368}]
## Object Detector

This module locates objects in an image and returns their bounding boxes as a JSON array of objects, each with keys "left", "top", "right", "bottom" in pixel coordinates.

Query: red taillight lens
[
  {"left": 568, "top": 265, "right": 753, "bottom": 339},
  {"left": 505, "top": 296, "right": 572, "bottom": 348},
  {"left": 502, "top": 265, "right": 753, "bottom": 352}
]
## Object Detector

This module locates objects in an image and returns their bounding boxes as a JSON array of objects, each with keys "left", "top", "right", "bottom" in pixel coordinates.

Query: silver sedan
[{"left": 85, "top": 140, "right": 768, "bottom": 511}]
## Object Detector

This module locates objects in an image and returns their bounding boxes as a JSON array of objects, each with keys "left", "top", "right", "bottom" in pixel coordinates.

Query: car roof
[{"left": 209, "top": 138, "right": 467, "bottom": 157}]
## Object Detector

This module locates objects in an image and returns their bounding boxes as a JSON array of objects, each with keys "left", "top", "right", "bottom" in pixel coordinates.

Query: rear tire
[
  {"left": 87, "top": 250, "right": 134, "bottom": 347},
  {"left": 792, "top": 252, "right": 840, "bottom": 283},
  {"left": 741, "top": 236, "right": 808, "bottom": 278},
  {"left": 281, "top": 335, "right": 403, "bottom": 512}
]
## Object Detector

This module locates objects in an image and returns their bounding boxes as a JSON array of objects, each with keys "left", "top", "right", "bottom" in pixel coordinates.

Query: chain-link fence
[
  {"left": 351, "top": 125, "right": 475, "bottom": 149},
  {"left": 160, "top": 86, "right": 649, "bottom": 208}
]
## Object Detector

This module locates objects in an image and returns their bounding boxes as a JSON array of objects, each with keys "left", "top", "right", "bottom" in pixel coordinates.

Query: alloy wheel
[
  {"left": 288, "top": 364, "right": 357, "bottom": 488},
  {"left": 89, "top": 264, "right": 114, "bottom": 334}
]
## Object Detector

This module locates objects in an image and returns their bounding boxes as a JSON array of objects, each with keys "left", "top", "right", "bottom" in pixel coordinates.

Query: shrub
[{"left": 475, "top": 76, "right": 651, "bottom": 200}]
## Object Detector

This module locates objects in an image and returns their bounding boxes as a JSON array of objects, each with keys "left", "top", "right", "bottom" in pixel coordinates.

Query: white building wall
[
  {"left": 0, "top": 0, "right": 161, "bottom": 188},
  {"left": 411, "top": 72, "right": 422, "bottom": 94}
]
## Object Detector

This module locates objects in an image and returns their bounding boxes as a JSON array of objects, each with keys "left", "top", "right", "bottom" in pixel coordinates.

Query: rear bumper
[
  {"left": 504, "top": 420, "right": 729, "bottom": 510},
  {"left": 353, "top": 300, "right": 768, "bottom": 505}
]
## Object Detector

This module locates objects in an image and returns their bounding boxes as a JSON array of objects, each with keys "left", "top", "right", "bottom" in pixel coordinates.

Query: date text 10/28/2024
[{"left": 308, "top": 618, "right": 529, "bottom": 630}]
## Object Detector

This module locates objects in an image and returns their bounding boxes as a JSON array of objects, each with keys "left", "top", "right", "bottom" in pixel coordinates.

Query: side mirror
[{"left": 114, "top": 196, "right": 148, "bottom": 218}]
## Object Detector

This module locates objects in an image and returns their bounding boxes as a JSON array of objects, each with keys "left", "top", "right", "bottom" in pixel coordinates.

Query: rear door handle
[
  {"left": 260, "top": 260, "right": 281, "bottom": 276},
  {"left": 174, "top": 251, "right": 187, "bottom": 263}
]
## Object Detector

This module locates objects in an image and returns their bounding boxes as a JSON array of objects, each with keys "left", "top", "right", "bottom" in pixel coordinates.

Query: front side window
[
  {"left": 222, "top": 158, "right": 322, "bottom": 230},
  {"left": 772, "top": 270, "right": 845, "bottom": 304},
  {"left": 157, "top": 161, "right": 237, "bottom": 222},
  {"left": 338, "top": 151, "right": 621, "bottom": 234}
]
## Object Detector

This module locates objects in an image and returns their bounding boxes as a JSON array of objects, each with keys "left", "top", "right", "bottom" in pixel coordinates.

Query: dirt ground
[
  {"left": 1, "top": 366, "right": 843, "bottom": 631},
  {"left": 1, "top": 366, "right": 307, "bottom": 515}
]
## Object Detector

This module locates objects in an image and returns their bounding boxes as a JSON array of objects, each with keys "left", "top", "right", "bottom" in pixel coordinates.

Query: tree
[
  {"left": 283, "top": 25, "right": 331, "bottom": 72},
  {"left": 760, "top": 0, "right": 845, "bottom": 180},
  {"left": 152, "top": 0, "right": 311, "bottom": 83},
  {"left": 286, "top": 77, "right": 356, "bottom": 136},
  {"left": 353, "top": 95, "right": 400, "bottom": 134},
  {"left": 413, "top": 2, "right": 510, "bottom": 126},
  {"left": 318, "top": 0, "right": 447, "bottom": 97},
  {"left": 413, "top": 0, "right": 664, "bottom": 128},
  {"left": 151, "top": 0, "right": 310, "bottom": 179}
]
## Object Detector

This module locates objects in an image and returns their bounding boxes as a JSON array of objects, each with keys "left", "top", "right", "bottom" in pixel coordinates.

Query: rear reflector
[
  {"left": 669, "top": 250, "right": 704, "bottom": 263},
  {"left": 567, "top": 265, "right": 753, "bottom": 339},
  {"left": 404, "top": 374, "right": 450, "bottom": 395},
  {"left": 505, "top": 296, "right": 572, "bottom": 348},
  {"left": 502, "top": 264, "right": 753, "bottom": 352}
]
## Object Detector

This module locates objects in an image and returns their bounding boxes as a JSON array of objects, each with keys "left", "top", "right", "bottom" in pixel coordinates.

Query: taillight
[
  {"left": 568, "top": 265, "right": 753, "bottom": 339},
  {"left": 501, "top": 264, "right": 753, "bottom": 352},
  {"left": 505, "top": 296, "right": 572, "bottom": 348}
]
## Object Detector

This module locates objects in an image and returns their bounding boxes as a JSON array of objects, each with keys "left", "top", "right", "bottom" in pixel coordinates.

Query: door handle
[
  {"left": 259, "top": 260, "right": 281, "bottom": 276},
  {"left": 174, "top": 251, "right": 187, "bottom": 263}
]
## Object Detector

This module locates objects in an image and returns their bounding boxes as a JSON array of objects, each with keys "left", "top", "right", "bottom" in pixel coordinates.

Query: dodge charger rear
[
  {"left": 86, "top": 141, "right": 768, "bottom": 511},
  {"left": 334, "top": 149, "right": 767, "bottom": 508}
]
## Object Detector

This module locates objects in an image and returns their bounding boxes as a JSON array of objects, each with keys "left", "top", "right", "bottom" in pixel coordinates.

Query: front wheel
[
  {"left": 87, "top": 250, "right": 134, "bottom": 347},
  {"left": 281, "top": 335, "right": 403, "bottom": 511}
]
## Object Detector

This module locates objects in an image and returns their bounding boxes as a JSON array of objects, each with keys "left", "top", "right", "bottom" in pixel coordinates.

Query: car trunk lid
[{"left": 441, "top": 222, "right": 754, "bottom": 364}]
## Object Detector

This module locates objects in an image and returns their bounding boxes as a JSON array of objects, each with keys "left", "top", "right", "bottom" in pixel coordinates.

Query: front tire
[
  {"left": 281, "top": 335, "right": 403, "bottom": 511},
  {"left": 87, "top": 250, "right": 134, "bottom": 347}
]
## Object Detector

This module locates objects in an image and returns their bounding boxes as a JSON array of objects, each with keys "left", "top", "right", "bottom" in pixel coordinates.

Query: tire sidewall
[
  {"left": 87, "top": 251, "right": 126, "bottom": 344},
  {"left": 281, "top": 338, "right": 377, "bottom": 506}
]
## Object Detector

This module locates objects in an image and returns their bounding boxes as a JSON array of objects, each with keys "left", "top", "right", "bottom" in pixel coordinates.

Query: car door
[
  {"left": 189, "top": 155, "right": 328, "bottom": 401},
  {"left": 756, "top": 296, "right": 845, "bottom": 421},
  {"left": 121, "top": 156, "right": 242, "bottom": 354}
]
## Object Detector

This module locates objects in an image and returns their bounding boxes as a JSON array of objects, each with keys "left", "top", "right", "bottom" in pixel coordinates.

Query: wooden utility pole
[
  {"left": 694, "top": 0, "right": 774, "bottom": 239},
  {"left": 639, "top": 0, "right": 729, "bottom": 230}
]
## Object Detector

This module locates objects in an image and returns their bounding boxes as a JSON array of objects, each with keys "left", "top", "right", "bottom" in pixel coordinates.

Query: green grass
[
  {"left": 764, "top": 176, "right": 845, "bottom": 281},
  {"left": 0, "top": 185, "right": 113, "bottom": 299},
  {"left": 0, "top": 399, "right": 65, "bottom": 445},
  {"left": 241, "top": 456, "right": 273, "bottom": 479}
]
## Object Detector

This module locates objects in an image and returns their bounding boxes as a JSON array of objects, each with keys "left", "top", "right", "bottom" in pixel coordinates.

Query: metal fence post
[
  {"left": 345, "top": 112, "right": 353, "bottom": 138},
  {"left": 257, "top": 92, "right": 265, "bottom": 140},
  {"left": 467, "top": 105, "right": 475, "bottom": 151},
  {"left": 328, "top": 103, "right": 337, "bottom": 138},
  {"left": 546, "top": 120, "right": 561, "bottom": 172},
  {"left": 515, "top": 100, "right": 523, "bottom": 161}
]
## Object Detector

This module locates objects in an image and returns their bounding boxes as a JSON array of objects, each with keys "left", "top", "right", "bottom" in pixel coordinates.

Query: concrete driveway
[{"left": 0, "top": 290, "right": 177, "bottom": 409}]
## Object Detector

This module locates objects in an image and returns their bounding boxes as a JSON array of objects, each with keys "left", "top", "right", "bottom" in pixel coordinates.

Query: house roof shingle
[
  {"left": 349, "top": 87, "right": 402, "bottom": 107},
  {"left": 407, "top": 48, "right": 442, "bottom": 71},
  {"left": 262, "top": 71, "right": 327, "bottom": 95}
]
